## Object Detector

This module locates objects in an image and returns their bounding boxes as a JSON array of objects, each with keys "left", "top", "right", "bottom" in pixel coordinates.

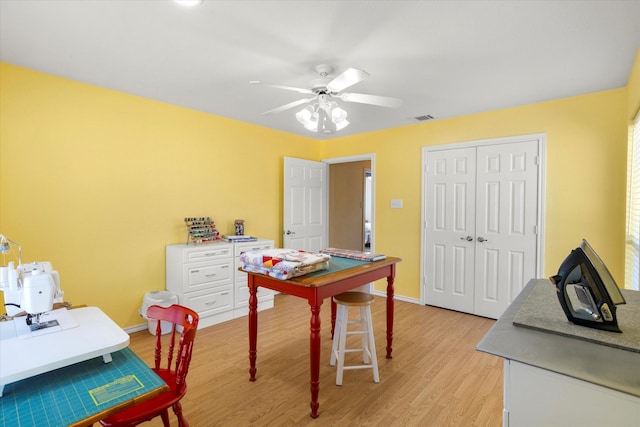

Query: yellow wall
[
  {"left": 0, "top": 63, "right": 319, "bottom": 327},
  {"left": 322, "top": 88, "right": 629, "bottom": 296},
  {"left": 628, "top": 49, "right": 640, "bottom": 120},
  {"left": 1, "top": 54, "right": 634, "bottom": 327}
]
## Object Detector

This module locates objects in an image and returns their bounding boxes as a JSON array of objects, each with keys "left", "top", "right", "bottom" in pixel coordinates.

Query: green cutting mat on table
[
  {"left": 307, "top": 256, "right": 370, "bottom": 277},
  {"left": 0, "top": 347, "right": 165, "bottom": 427}
]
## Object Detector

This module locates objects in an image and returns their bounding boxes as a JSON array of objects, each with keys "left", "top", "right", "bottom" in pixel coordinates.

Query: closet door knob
[
  {"left": 477, "top": 237, "right": 488, "bottom": 243},
  {"left": 460, "top": 236, "right": 473, "bottom": 241}
]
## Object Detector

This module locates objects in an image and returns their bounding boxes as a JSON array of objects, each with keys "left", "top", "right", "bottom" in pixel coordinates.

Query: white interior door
[
  {"left": 473, "top": 141, "right": 539, "bottom": 318},
  {"left": 424, "top": 147, "right": 477, "bottom": 313},
  {"left": 283, "top": 157, "right": 328, "bottom": 252},
  {"left": 422, "top": 136, "right": 543, "bottom": 319}
]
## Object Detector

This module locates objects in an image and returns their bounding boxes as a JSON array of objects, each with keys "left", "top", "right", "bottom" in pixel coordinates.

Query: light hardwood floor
[{"left": 127, "top": 294, "right": 504, "bottom": 426}]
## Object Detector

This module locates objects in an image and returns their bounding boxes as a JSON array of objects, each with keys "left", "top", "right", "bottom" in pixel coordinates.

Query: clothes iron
[{"left": 550, "top": 239, "right": 626, "bottom": 333}]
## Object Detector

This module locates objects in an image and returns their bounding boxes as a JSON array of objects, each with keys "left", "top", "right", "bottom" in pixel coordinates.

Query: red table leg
[
  {"left": 386, "top": 273, "right": 395, "bottom": 359},
  {"left": 248, "top": 278, "right": 258, "bottom": 381},
  {"left": 309, "top": 302, "right": 322, "bottom": 418}
]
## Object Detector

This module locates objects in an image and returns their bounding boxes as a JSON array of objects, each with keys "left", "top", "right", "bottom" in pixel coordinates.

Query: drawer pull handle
[
  {"left": 205, "top": 273, "right": 216, "bottom": 277},
  {"left": 191, "top": 270, "right": 199, "bottom": 273},
  {"left": 205, "top": 301, "right": 216, "bottom": 306}
]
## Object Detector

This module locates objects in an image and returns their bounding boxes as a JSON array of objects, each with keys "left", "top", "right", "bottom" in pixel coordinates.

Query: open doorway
[{"left": 325, "top": 155, "right": 374, "bottom": 252}]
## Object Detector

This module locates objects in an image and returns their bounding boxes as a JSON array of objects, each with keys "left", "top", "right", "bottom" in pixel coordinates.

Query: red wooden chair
[{"left": 100, "top": 304, "right": 199, "bottom": 427}]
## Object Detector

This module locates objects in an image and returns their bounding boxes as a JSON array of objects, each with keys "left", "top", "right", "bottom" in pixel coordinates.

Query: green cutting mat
[
  {"left": 0, "top": 347, "right": 165, "bottom": 427},
  {"left": 307, "top": 256, "right": 369, "bottom": 277}
]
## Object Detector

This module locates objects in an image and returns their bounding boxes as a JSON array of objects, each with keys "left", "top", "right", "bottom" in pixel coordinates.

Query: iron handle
[
  {"left": 460, "top": 236, "right": 473, "bottom": 241},
  {"left": 477, "top": 237, "right": 488, "bottom": 243}
]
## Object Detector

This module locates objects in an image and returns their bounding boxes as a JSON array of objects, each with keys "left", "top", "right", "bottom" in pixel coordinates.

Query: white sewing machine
[{"left": 1, "top": 261, "right": 67, "bottom": 334}]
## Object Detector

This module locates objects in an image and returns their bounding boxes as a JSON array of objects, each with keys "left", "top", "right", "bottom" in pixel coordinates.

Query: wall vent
[{"left": 414, "top": 114, "right": 435, "bottom": 121}]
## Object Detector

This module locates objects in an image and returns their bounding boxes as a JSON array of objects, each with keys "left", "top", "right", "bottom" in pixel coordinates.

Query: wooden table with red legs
[{"left": 245, "top": 256, "right": 401, "bottom": 418}]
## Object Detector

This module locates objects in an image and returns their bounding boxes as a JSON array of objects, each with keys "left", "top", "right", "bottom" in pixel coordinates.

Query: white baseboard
[{"left": 371, "top": 290, "right": 420, "bottom": 305}]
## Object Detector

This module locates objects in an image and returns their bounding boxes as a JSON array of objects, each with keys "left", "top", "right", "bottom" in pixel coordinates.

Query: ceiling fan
[{"left": 250, "top": 64, "right": 402, "bottom": 133}]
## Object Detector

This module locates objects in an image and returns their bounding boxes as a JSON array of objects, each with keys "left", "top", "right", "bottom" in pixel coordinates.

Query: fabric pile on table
[{"left": 240, "top": 248, "right": 331, "bottom": 280}]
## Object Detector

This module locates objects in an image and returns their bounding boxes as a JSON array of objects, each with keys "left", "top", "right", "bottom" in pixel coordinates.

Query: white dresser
[{"left": 166, "top": 239, "right": 274, "bottom": 329}]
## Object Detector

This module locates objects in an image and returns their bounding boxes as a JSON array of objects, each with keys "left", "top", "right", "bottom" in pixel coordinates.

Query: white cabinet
[
  {"left": 166, "top": 239, "right": 274, "bottom": 329},
  {"left": 504, "top": 360, "right": 640, "bottom": 427}
]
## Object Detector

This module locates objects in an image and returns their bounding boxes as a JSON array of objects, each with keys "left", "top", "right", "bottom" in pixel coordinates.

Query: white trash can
[{"left": 140, "top": 290, "right": 178, "bottom": 335}]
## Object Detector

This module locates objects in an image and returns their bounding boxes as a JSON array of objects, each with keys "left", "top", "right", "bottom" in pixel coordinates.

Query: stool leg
[
  {"left": 364, "top": 305, "right": 380, "bottom": 383},
  {"left": 360, "top": 306, "right": 370, "bottom": 364},
  {"left": 335, "top": 305, "right": 348, "bottom": 386},
  {"left": 330, "top": 304, "right": 342, "bottom": 366}
]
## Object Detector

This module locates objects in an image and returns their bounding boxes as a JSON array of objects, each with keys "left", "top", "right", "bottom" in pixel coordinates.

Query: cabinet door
[{"left": 505, "top": 360, "right": 640, "bottom": 426}]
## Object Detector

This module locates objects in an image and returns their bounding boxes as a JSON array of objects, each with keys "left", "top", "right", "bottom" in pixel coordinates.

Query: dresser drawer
[
  {"left": 183, "top": 245, "right": 232, "bottom": 263},
  {"left": 181, "top": 286, "right": 232, "bottom": 317},
  {"left": 183, "top": 259, "right": 232, "bottom": 292},
  {"left": 234, "top": 241, "right": 274, "bottom": 257}
]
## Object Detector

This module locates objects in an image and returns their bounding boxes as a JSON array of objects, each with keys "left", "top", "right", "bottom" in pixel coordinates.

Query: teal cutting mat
[
  {"left": 0, "top": 347, "right": 165, "bottom": 427},
  {"left": 307, "top": 257, "right": 369, "bottom": 277}
]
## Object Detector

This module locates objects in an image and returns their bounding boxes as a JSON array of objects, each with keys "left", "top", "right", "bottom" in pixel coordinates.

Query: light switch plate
[{"left": 391, "top": 199, "right": 403, "bottom": 209}]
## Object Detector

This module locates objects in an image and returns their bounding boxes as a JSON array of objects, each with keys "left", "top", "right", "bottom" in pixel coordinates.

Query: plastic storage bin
[{"left": 140, "top": 290, "right": 178, "bottom": 335}]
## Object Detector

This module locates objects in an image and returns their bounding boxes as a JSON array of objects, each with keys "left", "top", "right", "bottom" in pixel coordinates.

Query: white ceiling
[{"left": 1, "top": 0, "right": 639, "bottom": 140}]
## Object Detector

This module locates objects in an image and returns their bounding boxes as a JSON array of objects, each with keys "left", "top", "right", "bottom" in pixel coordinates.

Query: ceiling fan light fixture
[
  {"left": 296, "top": 101, "right": 349, "bottom": 134},
  {"left": 335, "top": 120, "right": 350, "bottom": 131},
  {"left": 317, "top": 108, "right": 336, "bottom": 134},
  {"left": 295, "top": 105, "right": 314, "bottom": 125},
  {"left": 330, "top": 105, "right": 348, "bottom": 123},
  {"left": 304, "top": 122, "right": 319, "bottom": 132}
]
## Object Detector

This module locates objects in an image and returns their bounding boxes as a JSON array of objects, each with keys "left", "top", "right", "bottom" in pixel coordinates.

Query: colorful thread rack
[{"left": 185, "top": 217, "right": 220, "bottom": 245}]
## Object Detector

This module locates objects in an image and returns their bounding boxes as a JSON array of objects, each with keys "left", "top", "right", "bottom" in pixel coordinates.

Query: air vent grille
[{"left": 415, "top": 115, "right": 435, "bottom": 121}]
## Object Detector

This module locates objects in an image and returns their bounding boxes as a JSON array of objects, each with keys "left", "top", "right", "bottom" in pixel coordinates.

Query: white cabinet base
[
  {"left": 166, "top": 240, "right": 274, "bottom": 330},
  {"left": 504, "top": 360, "right": 640, "bottom": 427}
]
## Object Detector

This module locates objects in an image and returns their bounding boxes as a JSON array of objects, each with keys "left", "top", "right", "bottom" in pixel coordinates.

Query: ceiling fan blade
[
  {"left": 326, "top": 68, "right": 369, "bottom": 93},
  {"left": 339, "top": 92, "right": 403, "bottom": 108},
  {"left": 249, "top": 81, "right": 313, "bottom": 95},
  {"left": 261, "top": 97, "right": 315, "bottom": 115}
]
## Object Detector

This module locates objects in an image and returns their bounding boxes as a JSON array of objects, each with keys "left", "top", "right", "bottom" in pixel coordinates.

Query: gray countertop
[{"left": 476, "top": 279, "right": 640, "bottom": 398}]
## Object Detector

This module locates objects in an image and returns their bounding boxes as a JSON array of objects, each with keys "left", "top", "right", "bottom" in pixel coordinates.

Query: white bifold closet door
[{"left": 424, "top": 139, "right": 540, "bottom": 319}]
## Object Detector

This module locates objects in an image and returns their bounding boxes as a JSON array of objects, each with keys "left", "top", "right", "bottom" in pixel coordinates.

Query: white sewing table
[{"left": 0, "top": 306, "right": 130, "bottom": 396}]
